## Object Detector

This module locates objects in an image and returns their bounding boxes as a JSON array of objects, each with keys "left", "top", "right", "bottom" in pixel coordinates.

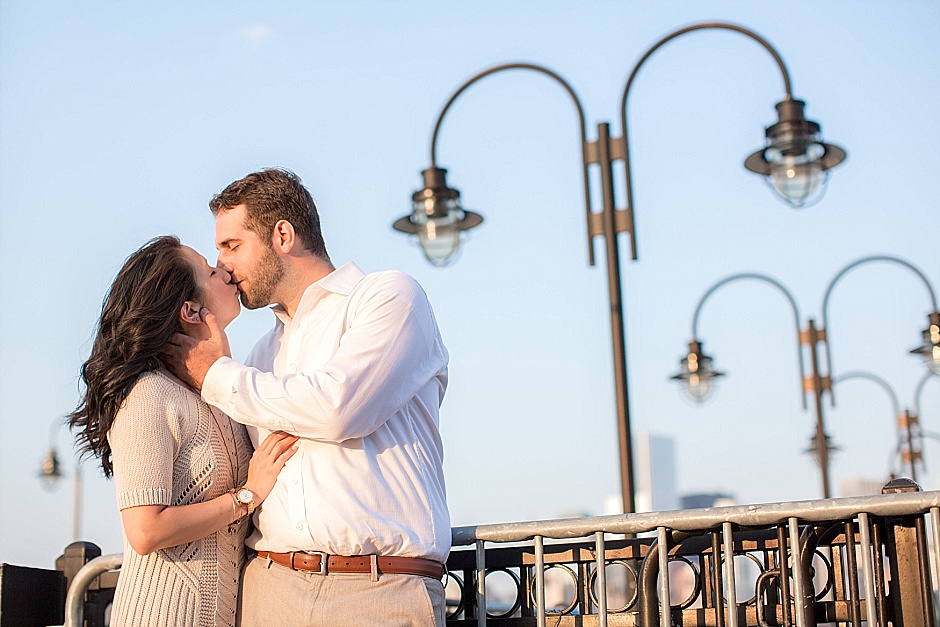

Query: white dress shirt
[{"left": 202, "top": 262, "right": 450, "bottom": 562}]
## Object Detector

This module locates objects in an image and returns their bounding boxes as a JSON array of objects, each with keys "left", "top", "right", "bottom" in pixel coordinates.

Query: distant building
[
  {"left": 605, "top": 432, "right": 679, "bottom": 514},
  {"left": 680, "top": 493, "right": 736, "bottom": 509},
  {"left": 838, "top": 477, "right": 885, "bottom": 497},
  {"left": 604, "top": 433, "right": 740, "bottom": 515}
]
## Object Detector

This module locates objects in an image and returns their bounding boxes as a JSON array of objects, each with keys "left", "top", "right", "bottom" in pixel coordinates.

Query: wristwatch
[{"left": 235, "top": 486, "right": 257, "bottom": 515}]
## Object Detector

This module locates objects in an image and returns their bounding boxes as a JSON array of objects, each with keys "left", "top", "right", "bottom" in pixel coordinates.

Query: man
[{"left": 165, "top": 168, "right": 450, "bottom": 626}]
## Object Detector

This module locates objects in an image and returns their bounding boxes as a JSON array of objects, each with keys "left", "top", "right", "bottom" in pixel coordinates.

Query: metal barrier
[
  {"left": 445, "top": 483, "right": 940, "bottom": 626},
  {"left": 60, "top": 483, "right": 939, "bottom": 627}
]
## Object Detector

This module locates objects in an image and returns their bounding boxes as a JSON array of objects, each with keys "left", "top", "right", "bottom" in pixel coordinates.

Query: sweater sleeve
[{"left": 109, "top": 372, "right": 182, "bottom": 510}]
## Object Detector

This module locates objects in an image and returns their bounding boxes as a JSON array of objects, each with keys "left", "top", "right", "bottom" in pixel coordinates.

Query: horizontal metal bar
[
  {"left": 452, "top": 490, "right": 940, "bottom": 545},
  {"left": 588, "top": 208, "right": 633, "bottom": 237}
]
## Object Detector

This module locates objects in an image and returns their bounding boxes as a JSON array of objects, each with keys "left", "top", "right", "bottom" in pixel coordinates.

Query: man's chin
[{"left": 238, "top": 294, "right": 267, "bottom": 310}]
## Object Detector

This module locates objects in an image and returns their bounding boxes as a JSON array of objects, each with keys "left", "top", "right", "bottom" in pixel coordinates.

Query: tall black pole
[
  {"left": 805, "top": 318, "right": 832, "bottom": 498},
  {"left": 596, "top": 122, "right": 636, "bottom": 513}
]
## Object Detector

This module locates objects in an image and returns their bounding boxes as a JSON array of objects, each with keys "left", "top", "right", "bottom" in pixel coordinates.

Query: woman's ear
[{"left": 179, "top": 301, "right": 203, "bottom": 325}]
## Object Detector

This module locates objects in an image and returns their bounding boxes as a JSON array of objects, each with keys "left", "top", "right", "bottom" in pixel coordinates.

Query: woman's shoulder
[
  {"left": 112, "top": 371, "right": 204, "bottom": 444},
  {"left": 127, "top": 370, "right": 197, "bottom": 401},
  {"left": 118, "top": 370, "right": 204, "bottom": 423}
]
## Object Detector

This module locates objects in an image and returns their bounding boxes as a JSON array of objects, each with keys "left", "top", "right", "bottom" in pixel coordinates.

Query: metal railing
[
  {"left": 445, "top": 483, "right": 939, "bottom": 626},
  {"left": 61, "top": 483, "right": 939, "bottom": 627}
]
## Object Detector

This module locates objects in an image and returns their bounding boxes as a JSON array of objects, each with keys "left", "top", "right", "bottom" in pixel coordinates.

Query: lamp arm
[
  {"left": 427, "top": 64, "right": 592, "bottom": 260},
  {"left": 914, "top": 370, "right": 937, "bottom": 417},
  {"left": 619, "top": 22, "right": 793, "bottom": 260},
  {"left": 690, "top": 272, "right": 807, "bottom": 409},
  {"left": 832, "top": 371, "right": 901, "bottom": 418},
  {"left": 430, "top": 63, "right": 589, "bottom": 166},
  {"left": 821, "top": 254, "right": 940, "bottom": 404}
]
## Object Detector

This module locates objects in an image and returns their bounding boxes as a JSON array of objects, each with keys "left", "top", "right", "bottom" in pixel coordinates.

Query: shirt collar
[
  {"left": 315, "top": 261, "right": 365, "bottom": 296},
  {"left": 271, "top": 262, "right": 365, "bottom": 324}
]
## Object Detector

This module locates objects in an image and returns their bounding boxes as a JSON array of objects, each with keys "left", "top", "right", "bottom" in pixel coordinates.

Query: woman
[{"left": 69, "top": 236, "right": 298, "bottom": 627}]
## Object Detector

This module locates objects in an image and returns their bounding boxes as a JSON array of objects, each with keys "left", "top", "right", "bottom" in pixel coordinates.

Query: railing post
[
  {"left": 474, "top": 540, "right": 486, "bottom": 627},
  {"left": 883, "top": 478, "right": 936, "bottom": 627},
  {"left": 56, "top": 542, "right": 117, "bottom": 627}
]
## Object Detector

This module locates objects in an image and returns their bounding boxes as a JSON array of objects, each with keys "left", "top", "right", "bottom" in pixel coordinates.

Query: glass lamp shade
[
  {"left": 671, "top": 340, "right": 725, "bottom": 404},
  {"left": 804, "top": 433, "right": 838, "bottom": 467},
  {"left": 683, "top": 373, "right": 715, "bottom": 403},
  {"left": 414, "top": 197, "right": 463, "bottom": 267},
  {"left": 39, "top": 446, "right": 62, "bottom": 488},
  {"left": 744, "top": 99, "right": 846, "bottom": 208},
  {"left": 765, "top": 145, "right": 825, "bottom": 208},
  {"left": 911, "top": 313, "right": 940, "bottom": 375}
]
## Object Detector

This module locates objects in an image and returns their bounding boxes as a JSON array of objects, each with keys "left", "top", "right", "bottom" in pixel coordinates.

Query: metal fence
[
  {"left": 58, "top": 482, "right": 939, "bottom": 627},
  {"left": 445, "top": 482, "right": 939, "bottom": 626}
]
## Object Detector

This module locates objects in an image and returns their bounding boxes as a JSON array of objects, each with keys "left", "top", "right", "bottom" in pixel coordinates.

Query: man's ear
[
  {"left": 271, "top": 220, "right": 296, "bottom": 253},
  {"left": 179, "top": 301, "right": 203, "bottom": 325}
]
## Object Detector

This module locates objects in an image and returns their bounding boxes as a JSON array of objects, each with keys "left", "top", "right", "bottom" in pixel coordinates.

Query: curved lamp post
[
  {"left": 896, "top": 370, "right": 940, "bottom": 481},
  {"left": 393, "top": 22, "right": 847, "bottom": 514},
  {"left": 672, "top": 255, "right": 939, "bottom": 498},
  {"left": 821, "top": 255, "right": 940, "bottom": 382},
  {"left": 832, "top": 371, "right": 917, "bottom": 483}
]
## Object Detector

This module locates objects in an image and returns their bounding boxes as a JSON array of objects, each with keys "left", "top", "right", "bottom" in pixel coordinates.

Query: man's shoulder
[
  {"left": 348, "top": 270, "right": 433, "bottom": 311},
  {"left": 355, "top": 269, "right": 423, "bottom": 296}
]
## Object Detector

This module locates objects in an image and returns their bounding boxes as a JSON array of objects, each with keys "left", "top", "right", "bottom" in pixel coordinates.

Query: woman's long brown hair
[{"left": 68, "top": 236, "right": 199, "bottom": 477}]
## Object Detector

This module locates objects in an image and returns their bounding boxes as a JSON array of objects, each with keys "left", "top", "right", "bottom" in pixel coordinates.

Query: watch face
[{"left": 237, "top": 488, "right": 254, "bottom": 504}]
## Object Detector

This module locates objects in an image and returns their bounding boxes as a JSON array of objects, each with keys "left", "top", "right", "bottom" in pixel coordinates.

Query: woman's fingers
[
  {"left": 276, "top": 444, "right": 299, "bottom": 466},
  {"left": 257, "top": 430, "right": 292, "bottom": 451},
  {"left": 256, "top": 431, "right": 299, "bottom": 461}
]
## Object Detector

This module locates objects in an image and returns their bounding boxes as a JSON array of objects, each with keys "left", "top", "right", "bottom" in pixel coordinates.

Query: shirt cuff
[{"left": 201, "top": 356, "right": 242, "bottom": 413}]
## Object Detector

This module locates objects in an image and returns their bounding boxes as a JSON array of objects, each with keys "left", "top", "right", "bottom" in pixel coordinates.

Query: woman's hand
[
  {"left": 245, "top": 430, "right": 300, "bottom": 504},
  {"left": 163, "top": 308, "right": 231, "bottom": 392},
  {"left": 120, "top": 430, "right": 299, "bottom": 555}
]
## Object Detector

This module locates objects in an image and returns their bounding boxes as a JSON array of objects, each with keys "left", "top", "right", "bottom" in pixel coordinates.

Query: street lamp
[
  {"left": 672, "top": 255, "right": 939, "bottom": 498},
  {"left": 393, "top": 22, "right": 847, "bottom": 513},
  {"left": 39, "top": 447, "right": 63, "bottom": 487},
  {"left": 38, "top": 420, "right": 83, "bottom": 541}
]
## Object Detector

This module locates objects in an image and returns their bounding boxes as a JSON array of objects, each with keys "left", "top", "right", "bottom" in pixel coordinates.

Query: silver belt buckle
[{"left": 303, "top": 550, "right": 329, "bottom": 575}]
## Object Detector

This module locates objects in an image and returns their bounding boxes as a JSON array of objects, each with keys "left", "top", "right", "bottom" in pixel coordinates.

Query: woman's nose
[{"left": 216, "top": 263, "right": 233, "bottom": 282}]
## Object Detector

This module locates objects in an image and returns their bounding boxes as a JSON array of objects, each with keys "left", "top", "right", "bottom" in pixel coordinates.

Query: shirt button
[
  {"left": 296, "top": 523, "right": 305, "bottom": 530},
  {"left": 291, "top": 478, "right": 299, "bottom": 485}
]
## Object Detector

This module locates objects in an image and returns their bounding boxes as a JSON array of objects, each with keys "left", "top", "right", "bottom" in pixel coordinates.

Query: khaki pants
[{"left": 237, "top": 555, "right": 446, "bottom": 627}]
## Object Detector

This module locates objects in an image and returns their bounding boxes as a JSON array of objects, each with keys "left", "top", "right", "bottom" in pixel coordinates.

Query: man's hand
[{"left": 163, "top": 308, "right": 232, "bottom": 392}]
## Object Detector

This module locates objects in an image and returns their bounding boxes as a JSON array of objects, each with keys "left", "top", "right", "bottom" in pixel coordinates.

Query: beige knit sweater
[{"left": 108, "top": 370, "right": 252, "bottom": 627}]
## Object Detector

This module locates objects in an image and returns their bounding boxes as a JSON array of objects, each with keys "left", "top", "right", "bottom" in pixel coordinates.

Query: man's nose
[{"left": 216, "top": 259, "right": 234, "bottom": 279}]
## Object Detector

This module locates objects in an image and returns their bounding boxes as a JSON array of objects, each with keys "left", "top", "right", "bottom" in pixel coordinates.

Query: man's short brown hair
[{"left": 210, "top": 168, "right": 329, "bottom": 260}]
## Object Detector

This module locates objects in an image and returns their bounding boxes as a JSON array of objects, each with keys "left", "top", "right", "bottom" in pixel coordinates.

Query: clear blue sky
[{"left": 2, "top": 1, "right": 938, "bottom": 569}]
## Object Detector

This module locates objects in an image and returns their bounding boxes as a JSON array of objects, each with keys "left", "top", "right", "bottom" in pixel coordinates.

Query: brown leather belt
[{"left": 256, "top": 550, "right": 445, "bottom": 579}]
